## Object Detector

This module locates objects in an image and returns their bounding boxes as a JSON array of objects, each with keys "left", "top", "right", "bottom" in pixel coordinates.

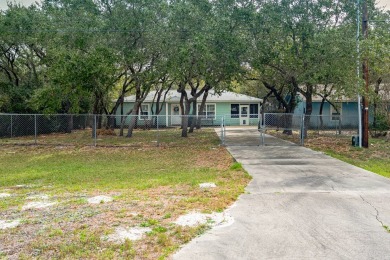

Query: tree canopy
[{"left": 0, "top": 0, "right": 388, "bottom": 128}]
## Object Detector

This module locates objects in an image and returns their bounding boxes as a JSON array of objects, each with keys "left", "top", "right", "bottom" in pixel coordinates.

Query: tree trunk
[
  {"left": 181, "top": 100, "right": 191, "bottom": 137},
  {"left": 179, "top": 93, "right": 185, "bottom": 129},
  {"left": 319, "top": 97, "right": 326, "bottom": 129},
  {"left": 66, "top": 114, "right": 73, "bottom": 134},
  {"left": 373, "top": 78, "right": 382, "bottom": 129},
  {"left": 119, "top": 108, "right": 133, "bottom": 136},
  {"left": 189, "top": 99, "right": 197, "bottom": 133},
  {"left": 303, "top": 85, "right": 313, "bottom": 138},
  {"left": 196, "top": 89, "right": 209, "bottom": 129},
  {"left": 126, "top": 102, "right": 140, "bottom": 138}
]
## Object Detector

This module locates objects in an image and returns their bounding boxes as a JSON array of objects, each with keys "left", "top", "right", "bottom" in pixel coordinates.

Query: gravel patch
[
  {"left": 174, "top": 212, "right": 234, "bottom": 228},
  {"left": 208, "top": 212, "right": 234, "bottom": 228},
  {"left": 26, "top": 194, "right": 49, "bottom": 200},
  {"left": 22, "top": 201, "right": 57, "bottom": 210},
  {"left": 0, "top": 193, "right": 11, "bottom": 198},
  {"left": 102, "top": 227, "right": 152, "bottom": 243},
  {"left": 199, "top": 183, "right": 217, "bottom": 189},
  {"left": 87, "top": 195, "right": 113, "bottom": 204},
  {"left": 174, "top": 212, "right": 208, "bottom": 227},
  {"left": 0, "top": 219, "right": 21, "bottom": 230}
]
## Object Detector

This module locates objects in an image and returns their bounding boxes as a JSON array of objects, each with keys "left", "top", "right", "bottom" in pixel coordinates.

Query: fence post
[
  {"left": 156, "top": 115, "right": 160, "bottom": 147},
  {"left": 221, "top": 116, "right": 225, "bottom": 146},
  {"left": 338, "top": 117, "right": 342, "bottom": 135},
  {"left": 10, "top": 114, "right": 13, "bottom": 138},
  {"left": 34, "top": 114, "right": 37, "bottom": 145},
  {"left": 300, "top": 114, "right": 305, "bottom": 146},
  {"left": 259, "top": 118, "right": 265, "bottom": 146},
  {"left": 317, "top": 116, "right": 320, "bottom": 135},
  {"left": 94, "top": 115, "right": 97, "bottom": 147}
]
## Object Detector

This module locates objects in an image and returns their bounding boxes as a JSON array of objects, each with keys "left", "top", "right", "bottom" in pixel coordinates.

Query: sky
[{"left": 1, "top": 0, "right": 390, "bottom": 10}]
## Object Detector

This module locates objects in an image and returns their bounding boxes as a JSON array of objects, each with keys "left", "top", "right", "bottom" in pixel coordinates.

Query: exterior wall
[
  {"left": 114, "top": 102, "right": 168, "bottom": 127},
  {"left": 294, "top": 101, "right": 374, "bottom": 128},
  {"left": 217, "top": 103, "right": 260, "bottom": 126},
  {"left": 118, "top": 101, "right": 261, "bottom": 127}
]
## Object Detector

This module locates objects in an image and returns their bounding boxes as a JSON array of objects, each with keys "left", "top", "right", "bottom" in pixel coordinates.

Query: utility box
[{"left": 351, "top": 135, "right": 359, "bottom": 147}]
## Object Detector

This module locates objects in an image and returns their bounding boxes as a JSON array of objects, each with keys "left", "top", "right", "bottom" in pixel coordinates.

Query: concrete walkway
[{"left": 173, "top": 134, "right": 390, "bottom": 260}]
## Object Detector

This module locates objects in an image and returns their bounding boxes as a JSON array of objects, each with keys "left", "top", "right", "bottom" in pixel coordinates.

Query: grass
[
  {"left": 0, "top": 127, "right": 218, "bottom": 147},
  {"left": 305, "top": 135, "right": 390, "bottom": 178},
  {"left": 266, "top": 130, "right": 390, "bottom": 178},
  {"left": 0, "top": 130, "right": 251, "bottom": 259}
]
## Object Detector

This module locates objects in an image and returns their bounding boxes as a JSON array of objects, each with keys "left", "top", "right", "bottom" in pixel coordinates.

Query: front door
[
  {"left": 240, "top": 105, "right": 249, "bottom": 126},
  {"left": 171, "top": 104, "right": 181, "bottom": 125}
]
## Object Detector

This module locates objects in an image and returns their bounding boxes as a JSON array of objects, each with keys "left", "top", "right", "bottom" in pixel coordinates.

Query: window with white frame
[
  {"left": 231, "top": 104, "right": 239, "bottom": 118},
  {"left": 330, "top": 103, "right": 342, "bottom": 121},
  {"left": 139, "top": 104, "right": 150, "bottom": 120},
  {"left": 197, "top": 103, "right": 216, "bottom": 119}
]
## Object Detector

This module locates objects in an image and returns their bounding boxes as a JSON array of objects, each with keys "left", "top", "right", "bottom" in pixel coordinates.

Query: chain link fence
[
  {"left": 262, "top": 113, "right": 360, "bottom": 146},
  {"left": 220, "top": 114, "right": 262, "bottom": 146},
  {"left": 0, "top": 113, "right": 361, "bottom": 147},
  {"left": 0, "top": 114, "right": 221, "bottom": 147}
]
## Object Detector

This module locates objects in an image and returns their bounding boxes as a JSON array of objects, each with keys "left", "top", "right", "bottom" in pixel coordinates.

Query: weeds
[{"left": 0, "top": 132, "right": 250, "bottom": 259}]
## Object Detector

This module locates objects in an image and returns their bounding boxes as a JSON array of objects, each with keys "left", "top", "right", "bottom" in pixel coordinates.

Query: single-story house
[
  {"left": 293, "top": 83, "right": 390, "bottom": 128},
  {"left": 118, "top": 90, "right": 262, "bottom": 127},
  {"left": 293, "top": 94, "right": 376, "bottom": 129}
]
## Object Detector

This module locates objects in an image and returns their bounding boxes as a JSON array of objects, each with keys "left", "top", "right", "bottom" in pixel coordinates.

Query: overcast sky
[{"left": 1, "top": 0, "right": 390, "bottom": 11}]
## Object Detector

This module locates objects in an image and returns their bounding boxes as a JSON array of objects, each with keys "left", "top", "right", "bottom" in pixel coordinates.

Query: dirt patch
[
  {"left": 22, "top": 201, "right": 57, "bottom": 210},
  {"left": 174, "top": 212, "right": 234, "bottom": 228},
  {"left": 102, "top": 227, "right": 152, "bottom": 243},
  {"left": 0, "top": 193, "right": 11, "bottom": 198},
  {"left": 305, "top": 136, "right": 390, "bottom": 160},
  {"left": 26, "top": 194, "right": 49, "bottom": 200},
  {"left": 194, "top": 147, "right": 233, "bottom": 170},
  {"left": 199, "top": 183, "right": 217, "bottom": 189},
  {"left": 87, "top": 195, "right": 113, "bottom": 204},
  {"left": 0, "top": 219, "right": 21, "bottom": 230}
]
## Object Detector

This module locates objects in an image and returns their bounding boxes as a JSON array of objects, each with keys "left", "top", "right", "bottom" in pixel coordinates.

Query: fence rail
[
  {"left": 261, "top": 113, "right": 360, "bottom": 146},
  {"left": 0, "top": 114, "right": 222, "bottom": 147},
  {"left": 0, "top": 113, "right": 361, "bottom": 147}
]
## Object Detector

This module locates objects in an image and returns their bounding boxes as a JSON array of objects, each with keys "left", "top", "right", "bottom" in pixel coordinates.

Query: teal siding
[
  {"left": 118, "top": 101, "right": 261, "bottom": 127},
  {"left": 294, "top": 101, "right": 374, "bottom": 128},
  {"left": 114, "top": 102, "right": 168, "bottom": 127}
]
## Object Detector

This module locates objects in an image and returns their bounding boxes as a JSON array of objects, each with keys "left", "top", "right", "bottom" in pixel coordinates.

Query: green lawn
[{"left": 0, "top": 130, "right": 251, "bottom": 259}]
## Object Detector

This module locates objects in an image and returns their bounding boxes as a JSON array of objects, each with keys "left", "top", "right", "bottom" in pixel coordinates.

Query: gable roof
[{"left": 123, "top": 90, "right": 262, "bottom": 103}]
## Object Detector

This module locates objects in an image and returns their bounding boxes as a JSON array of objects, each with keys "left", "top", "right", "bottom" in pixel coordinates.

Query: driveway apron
[{"left": 173, "top": 133, "right": 390, "bottom": 260}]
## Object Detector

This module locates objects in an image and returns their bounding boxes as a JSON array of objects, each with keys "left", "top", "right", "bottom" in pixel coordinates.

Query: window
[
  {"left": 250, "top": 104, "right": 259, "bottom": 118},
  {"left": 139, "top": 104, "right": 150, "bottom": 120},
  {"left": 197, "top": 103, "right": 216, "bottom": 119},
  {"left": 330, "top": 104, "right": 342, "bottom": 121},
  {"left": 231, "top": 104, "right": 239, "bottom": 118}
]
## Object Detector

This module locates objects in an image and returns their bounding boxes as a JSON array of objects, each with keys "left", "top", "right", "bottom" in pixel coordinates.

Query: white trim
[
  {"left": 230, "top": 104, "right": 240, "bottom": 118},
  {"left": 197, "top": 103, "right": 216, "bottom": 119},
  {"left": 330, "top": 103, "right": 342, "bottom": 121},
  {"left": 171, "top": 104, "right": 181, "bottom": 125},
  {"left": 165, "top": 103, "right": 168, "bottom": 127},
  {"left": 138, "top": 104, "right": 150, "bottom": 120},
  {"left": 239, "top": 105, "right": 250, "bottom": 126}
]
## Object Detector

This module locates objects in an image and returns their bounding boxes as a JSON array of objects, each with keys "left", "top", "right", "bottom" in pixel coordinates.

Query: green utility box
[{"left": 351, "top": 135, "right": 359, "bottom": 147}]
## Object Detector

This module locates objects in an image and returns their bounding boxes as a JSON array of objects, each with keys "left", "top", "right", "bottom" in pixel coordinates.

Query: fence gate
[
  {"left": 261, "top": 113, "right": 303, "bottom": 146},
  {"left": 220, "top": 115, "right": 263, "bottom": 146}
]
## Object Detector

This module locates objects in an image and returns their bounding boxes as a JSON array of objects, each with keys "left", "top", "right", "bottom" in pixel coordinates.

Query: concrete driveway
[{"left": 173, "top": 134, "right": 390, "bottom": 260}]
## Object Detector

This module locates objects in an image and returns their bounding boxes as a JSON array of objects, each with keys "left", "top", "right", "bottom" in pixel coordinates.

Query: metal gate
[
  {"left": 261, "top": 113, "right": 304, "bottom": 146},
  {"left": 220, "top": 113, "right": 304, "bottom": 146},
  {"left": 220, "top": 115, "right": 263, "bottom": 146}
]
